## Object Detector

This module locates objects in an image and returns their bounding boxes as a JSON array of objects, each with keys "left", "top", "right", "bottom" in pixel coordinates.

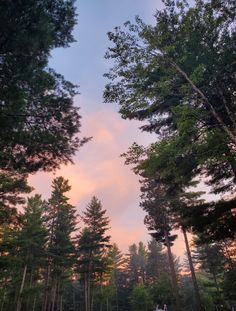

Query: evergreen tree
[
  {"left": 15, "top": 195, "right": 48, "bottom": 311},
  {"left": 137, "top": 242, "right": 147, "bottom": 284},
  {"left": 104, "top": 0, "right": 236, "bottom": 241},
  {"left": 107, "top": 243, "right": 125, "bottom": 311},
  {"left": 0, "top": 0, "right": 87, "bottom": 174},
  {"left": 0, "top": 171, "right": 31, "bottom": 225},
  {"left": 131, "top": 284, "right": 153, "bottom": 311},
  {"left": 126, "top": 244, "right": 140, "bottom": 287},
  {"left": 0, "top": 195, "right": 48, "bottom": 311},
  {"left": 0, "top": 223, "right": 19, "bottom": 310},
  {"left": 146, "top": 239, "right": 169, "bottom": 282},
  {"left": 0, "top": 1, "right": 89, "bottom": 224},
  {"left": 193, "top": 241, "right": 226, "bottom": 294},
  {"left": 77, "top": 196, "right": 111, "bottom": 311},
  {"left": 42, "top": 176, "right": 77, "bottom": 311},
  {"left": 122, "top": 141, "right": 203, "bottom": 311}
]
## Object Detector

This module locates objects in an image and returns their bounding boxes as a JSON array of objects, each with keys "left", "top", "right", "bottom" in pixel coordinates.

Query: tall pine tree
[{"left": 42, "top": 177, "right": 77, "bottom": 311}]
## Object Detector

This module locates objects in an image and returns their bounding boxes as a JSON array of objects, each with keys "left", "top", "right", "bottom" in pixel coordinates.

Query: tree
[
  {"left": 104, "top": 0, "right": 236, "bottom": 240},
  {"left": 131, "top": 284, "right": 153, "bottom": 311},
  {"left": 15, "top": 195, "right": 48, "bottom": 311},
  {"left": 193, "top": 241, "right": 226, "bottom": 295},
  {"left": 42, "top": 176, "right": 77, "bottom": 311},
  {"left": 126, "top": 244, "right": 141, "bottom": 287},
  {"left": 77, "top": 196, "right": 111, "bottom": 311},
  {"left": 0, "top": 171, "right": 31, "bottom": 225},
  {"left": 122, "top": 140, "right": 204, "bottom": 311},
  {"left": 107, "top": 243, "right": 125, "bottom": 311},
  {"left": 149, "top": 273, "right": 175, "bottom": 311},
  {"left": 0, "top": 195, "right": 48, "bottom": 311},
  {"left": 0, "top": 0, "right": 88, "bottom": 173},
  {"left": 0, "top": 0, "right": 89, "bottom": 224},
  {"left": 146, "top": 239, "right": 169, "bottom": 282}
]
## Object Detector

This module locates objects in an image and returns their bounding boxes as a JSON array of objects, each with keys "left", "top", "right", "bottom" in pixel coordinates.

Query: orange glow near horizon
[{"left": 29, "top": 109, "right": 187, "bottom": 259}]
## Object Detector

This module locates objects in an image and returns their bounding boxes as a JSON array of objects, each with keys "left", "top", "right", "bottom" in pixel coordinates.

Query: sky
[{"left": 29, "top": 0, "right": 186, "bottom": 257}]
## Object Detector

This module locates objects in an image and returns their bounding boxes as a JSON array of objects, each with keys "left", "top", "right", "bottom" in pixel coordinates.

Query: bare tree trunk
[
  {"left": 182, "top": 229, "right": 203, "bottom": 311},
  {"left": 84, "top": 275, "right": 88, "bottom": 311},
  {"left": 42, "top": 264, "right": 51, "bottom": 311},
  {"left": 91, "top": 287, "right": 94, "bottom": 311},
  {"left": 0, "top": 288, "right": 5, "bottom": 311},
  {"left": 164, "top": 229, "right": 181, "bottom": 311},
  {"left": 116, "top": 286, "right": 119, "bottom": 311},
  {"left": 59, "top": 295, "right": 63, "bottom": 311},
  {"left": 32, "top": 296, "right": 36, "bottom": 311},
  {"left": 56, "top": 281, "right": 60, "bottom": 311},
  {"left": 51, "top": 282, "right": 57, "bottom": 311},
  {"left": 73, "top": 286, "right": 76, "bottom": 311},
  {"left": 26, "top": 268, "right": 34, "bottom": 310},
  {"left": 16, "top": 264, "right": 27, "bottom": 311},
  {"left": 88, "top": 274, "right": 91, "bottom": 311}
]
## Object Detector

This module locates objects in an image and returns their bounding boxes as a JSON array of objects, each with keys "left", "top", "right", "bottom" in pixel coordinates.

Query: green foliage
[
  {"left": 131, "top": 284, "right": 153, "bottom": 311},
  {"left": 0, "top": 0, "right": 89, "bottom": 226},
  {"left": 223, "top": 266, "right": 236, "bottom": 303},
  {"left": 146, "top": 239, "right": 169, "bottom": 281},
  {"left": 0, "top": 0, "right": 87, "bottom": 174},
  {"left": 149, "top": 273, "right": 175, "bottom": 309},
  {"left": 43, "top": 177, "right": 77, "bottom": 310},
  {"left": 78, "top": 196, "right": 111, "bottom": 277},
  {"left": 105, "top": 0, "right": 236, "bottom": 242},
  {"left": 0, "top": 194, "right": 48, "bottom": 310},
  {"left": 0, "top": 171, "right": 31, "bottom": 225}
]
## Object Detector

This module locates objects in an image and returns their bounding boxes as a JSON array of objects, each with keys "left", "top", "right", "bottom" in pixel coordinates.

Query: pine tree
[
  {"left": 15, "top": 195, "right": 48, "bottom": 311},
  {"left": 126, "top": 244, "right": 140, "bottom": 287},
  {"left": 42, "top": 177, "right": 77, "bottom": 311},
  {"left": 77, "top": 196, "right": 111, "bottom": 311},
  {"left": 146, "top": 239, "right": 169, "bottom": 282},
  {"left": 107, "top": 243, "right": 125, "bottom": 311},
  {"left": 193, "top": 241, "right": 226, "bottom": 294},
  {"left": 0, "top": 0, "right": 86, "bottom": 174},
  {"left": 104, "top": 0, "right": 236, "bottom": 242},
  {"left": 0, "top": 171, "right": 31, "bottom": 225},
  {"left": 0, "top": 195, "right": 48, "bottom": 311}
]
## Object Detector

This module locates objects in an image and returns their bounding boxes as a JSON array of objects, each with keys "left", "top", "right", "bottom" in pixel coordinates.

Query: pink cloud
[{"left": 29, "top": 105, "right": 186, "bottom": 257}]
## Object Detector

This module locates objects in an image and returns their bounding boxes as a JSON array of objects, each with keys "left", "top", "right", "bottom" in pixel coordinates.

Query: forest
[{"left": 0, "top": 0, "right": 236, "bottom": 311}]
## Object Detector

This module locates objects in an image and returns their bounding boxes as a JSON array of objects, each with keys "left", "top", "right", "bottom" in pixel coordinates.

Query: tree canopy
[
  {"left": 104, "top": 0, "right": 236, "bottom": 242},
  {"left": 0, "top": 0, "right": 87, "bottom": 174}
]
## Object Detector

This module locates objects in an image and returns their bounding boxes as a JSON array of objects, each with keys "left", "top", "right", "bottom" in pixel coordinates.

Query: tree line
[{"left": 1, "top": 176, "right": 235, "bottom": 311}]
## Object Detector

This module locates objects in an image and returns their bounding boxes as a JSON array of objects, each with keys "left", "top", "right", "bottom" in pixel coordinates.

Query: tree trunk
[
  {"left": 50, "top": 283, "right": 57, "bottom": 311},
  {"left": 0, "top": 288, "right": 5, "bottom": 311},
  {"left": 182, "top": 228, "right": 203, "bottom": 311},
  {"left": 59, "top": 295, "right": 63, "bottom": 311},
  {"left": 88, "top": 274, "right": 91, "bottom": 311},
  {"left": 168, "top": 58, "right": 236, "bottom": 146},
  {"left": 73, "top": 285, "right": 76, "bottom": 311},
  {"left": 56, "top": 281, "right": 61, "bottom": 311},
  {"left": 164, "top": 229, "right": 181, "bottom": 311},
  {"left": 16, "top": 264, "right": 27, "bottom": 311},
  {"left": 116, "top": 286, "right": 119, "bottom": 311},
  {"left": 42, "top": 264, "right": 51, "bottom": 311},
  {"left": 26, "top": 268, "right": 34, "bottom": 310},
  {"left": 84, "top": 275, "right": 88, "bottom": 311},
  {"left": 32, "top": 296, "right": 36, "bottom": 311}
]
